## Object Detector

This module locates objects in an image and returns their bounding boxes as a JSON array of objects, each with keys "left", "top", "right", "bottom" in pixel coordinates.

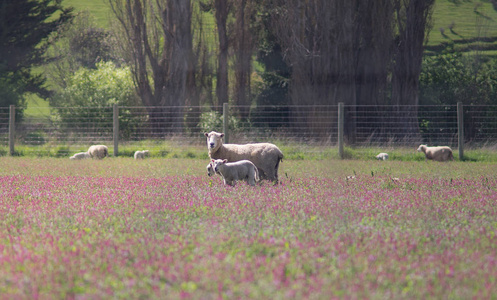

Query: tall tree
[
  {"left": 0, "top": 0, "right": 73, "bottom": 108},
  {"left": 391, "top": 0, "right": 435, "bottom": 138},
  {"left": 232, "top": 0, "right": 255, "bottom": 120},
  {"left": 108, "top": 0, "right": 196, "bottom": 131},
  {"left": 253, "top": 0, "right": 291, "bottom": 128},
  {"left": 269, "top": 0, "right": 359, "bottom": 137},
  {"left": 265, "top": 0, "right": 433, "bottom": 142},
  {"left": 214, "top": 0, "right": 230, "bottom": 109}
]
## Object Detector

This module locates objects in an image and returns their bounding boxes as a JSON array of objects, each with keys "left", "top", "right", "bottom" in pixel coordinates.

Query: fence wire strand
[{"left": 1, "top": 105, "right": 496, "bottom": 154}]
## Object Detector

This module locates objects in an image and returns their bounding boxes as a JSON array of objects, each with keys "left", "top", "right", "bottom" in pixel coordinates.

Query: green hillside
[
  {"left": 63, "top": 0, "right": 111, "bottom": 27},
  {"left": 60, "top": 0, "right": 497, "bottom": 54},
  {"left": 427, "top": 0, "right": 497, "bottom": 55}
]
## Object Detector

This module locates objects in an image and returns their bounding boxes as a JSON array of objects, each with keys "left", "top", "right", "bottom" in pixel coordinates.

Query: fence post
[
  {"left": 223, "top": 102, "right": 229, "bottom": 144},
  {"left": 9, "top": 105, "right": 15, "bottom": 156},
  {"left": 457, "top": 102, "right": 464, "bottom": 160},
  {"left": 338, "top": 102, "right": 344, "bottom": 159},
  {"left": 113, "top": 104, "right": 119, "bottom": 157}
]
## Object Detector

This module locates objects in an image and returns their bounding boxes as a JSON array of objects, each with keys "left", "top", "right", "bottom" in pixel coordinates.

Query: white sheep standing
[
  {"left": 211, "top": 159, "right": 260, "bottom": 186},
  {"left": 134, "top": 150, "right": 150, "bottom": 160},
  {"left": 88, "top": 145, "right": 109, "bottom": 159},
  {"left": 417, "top": 144, "right": 453, "bottom": 162},
  {"left": 204, "top": 131, "right": 283, "bottom": 183},
  {"left": 69, "top": 152, "right": 91, "bottom": 160},
  {"left": 376, "top": 153, "right": 389, "bottom": 161}
]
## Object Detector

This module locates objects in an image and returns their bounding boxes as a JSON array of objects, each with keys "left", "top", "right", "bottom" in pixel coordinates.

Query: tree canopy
[{"left": 0, "top": 0, "right": 73, "bottom": 108}]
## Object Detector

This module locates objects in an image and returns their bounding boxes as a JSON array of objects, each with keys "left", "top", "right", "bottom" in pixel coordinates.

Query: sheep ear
[
  {"left": 220, "top": 133, "right": 224, "bottom": 138},
  {"left": 204, "top": 132, "right": 209, "bottom": 137},
  {"left": 211, "top": 159, "right": 215, "bottom": 162},
  {"left": 223, "top": 159, "right": 227, "bottom": 163}
]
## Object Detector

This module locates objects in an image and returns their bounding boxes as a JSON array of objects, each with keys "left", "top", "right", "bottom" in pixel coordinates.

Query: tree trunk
[
  {"left": 391, "top": 0, "right": 434, "bottom": 141},
  {"left": 233, "top": 0, "right": 253, "bottom": 121},
  {"left": 109, "top": 0, "right": 197, "bottom": 133},
  {"left": 215, "top": 0, "right": 229, "bottom": 110}
]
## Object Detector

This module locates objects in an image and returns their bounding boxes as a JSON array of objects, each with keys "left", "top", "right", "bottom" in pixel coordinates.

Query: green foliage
[
  {"left": 52, "top": 61, "right": 137, "bottom": 107},
  {"left": 45, "top": 11, "right": 117, "bottom": 91},
  {"left": 420, "top": 49, "right": 497, "bottom": 142},
  {"left": 0, "top": 73, "right": 26, "bottom": 110},
  {"left": 420, "top": 49, "right": 497, "bottom": 105},
  {"left": 22, "top": 131, "right": 47, "bottom": 145},
  {"left": 198, "top": 110, "right": 240, "bottom": 133},
  {"left": 50, "top": 61, "right": 140, "bottom": 138}
]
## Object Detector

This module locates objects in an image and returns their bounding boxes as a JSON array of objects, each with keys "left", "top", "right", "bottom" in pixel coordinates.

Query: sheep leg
[
  {"left": 264, "top": 167, "right": 277, "bottom": 182},
  {"left": 258, "top": 169, "right": 267, "bottom": 180},
  {"left": 224, "top": 178, "right": 235, "bottom": 186},
  {"left": 248, "top": 176, "right": 255, "bottom": 186}
]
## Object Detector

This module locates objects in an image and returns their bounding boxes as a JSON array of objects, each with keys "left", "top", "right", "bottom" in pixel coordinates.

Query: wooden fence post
[
  {"left": 9, "top": 105, "right": 15, "bottom": 156},
  {"left": 223, "top": 102, "right": 229, "bottom": 144},
  {"left": 338, "top": 102, "right": 344, "bottom": 159},
  {"left": 113, "top": 104, "right": 119, "bottom": 157},
  {"left": 457, "top": 102, "right": 464, "bottom": 160}
]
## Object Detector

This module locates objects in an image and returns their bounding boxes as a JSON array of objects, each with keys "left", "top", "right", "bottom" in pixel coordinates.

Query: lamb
[
  {"left": 88, "top": 145, "right": 109, "bottom": 159},
  {"left": 69, "top": 152, "right": 91, "bottom": 160},
  {"left": 376, "top": 153, "right": 389, "bottom": 160},
  {"left": 207, "top": 162, "right": 215, "bottom": 177},
  {"left": 417, "top": 144, "right": 453, "bottom": 162},
  {"left": 211, "top": 159, "right": 260, "bottom": 186},
  {"left": 206, "top": 161, "right": 220, "bottom": 177},
  {"left": 134, "top": 150, "right": 150, "bottom": 160},
  {"left": 204, "top": 131, "right": 283, "bottom": 183}
]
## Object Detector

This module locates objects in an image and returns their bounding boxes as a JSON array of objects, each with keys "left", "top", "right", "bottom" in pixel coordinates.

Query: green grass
[
  {"left": 63, "top": 0, "right": 112, "bottom": 28},
  {"left": 2, "top": 141, "right": 497, "bottom": 162}
]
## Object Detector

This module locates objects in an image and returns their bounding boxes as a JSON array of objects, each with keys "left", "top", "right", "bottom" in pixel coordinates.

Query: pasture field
[{"left": 0, "top": 157, "right": 497, "bottom": 298}]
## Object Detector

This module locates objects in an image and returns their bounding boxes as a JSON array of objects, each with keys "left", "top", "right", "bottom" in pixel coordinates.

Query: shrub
[
  {"left": 198, "top": 110, "right": 240, "bottom": 133},
  {"left": 50, "top": 61, "right": 140, "bottom": 139}
]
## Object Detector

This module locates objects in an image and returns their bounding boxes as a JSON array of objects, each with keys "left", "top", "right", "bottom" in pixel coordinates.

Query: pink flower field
[{"left": 0, "top": 158, "right": 496, "bottom": 299}]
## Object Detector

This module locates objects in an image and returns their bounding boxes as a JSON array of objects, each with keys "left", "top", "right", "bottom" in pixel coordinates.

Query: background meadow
[{"left": 0, "top": 157, "right": 496, "bottom": 298}]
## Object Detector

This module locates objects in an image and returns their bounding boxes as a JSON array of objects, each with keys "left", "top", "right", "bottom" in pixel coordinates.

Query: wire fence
[{"left": 1, "top": 104, "right": 497, "bottom": 155}]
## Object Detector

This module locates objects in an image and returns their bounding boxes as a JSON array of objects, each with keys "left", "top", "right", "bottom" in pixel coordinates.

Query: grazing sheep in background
[
  {"left": 376, "top": 153, "right": 389, "bottom": 161},
  {"left": 211, "top": 159, "right": 260, "bottom": 186},
  {"left": 204, "top": 131, "right": 283, "bottom": 183},
  {"left": 88, "top": 145, "right": 109, "bottom": 159},
  {"left": 417, "top": 144, "right": 453, "bottom": 162},
  {"left": 69, "top": 152, "right": 90, "bottom": 160},
  {"left": 134, "top": 150, "right": 150, "bottom": 160}
]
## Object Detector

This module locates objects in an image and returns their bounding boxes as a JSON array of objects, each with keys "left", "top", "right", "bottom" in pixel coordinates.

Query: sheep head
[
  {"left": 206, "top": 162, "right": 215, "bottom": 177},
  {"left": 205, "top": 131, "right": 224, "bottom": 152},
  {"left": 212, "top": 159, "right": 227, "bottom": 173},
  {"left": 417, "top": 145, "right": 427, "bottom": 153}
]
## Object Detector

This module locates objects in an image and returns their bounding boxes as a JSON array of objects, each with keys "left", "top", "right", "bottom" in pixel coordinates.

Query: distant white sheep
[
  {"left": 134, "top": 150, "right": 150, "bottom": 160},
  {"left": 204, "top": 131, "right": 283, "bottom": 183},
  {"left": 88, "top": 145, "right": 109, "bottom": 159},
  {"left": 69, "top": 152, "right": 90, "bottom": 160},
  {"left": 376, "top": 153, "right": 389, "bottom": 161},
  {"left": 211, "top": 159, "right": 260, "bottom": 186},
  {"left": 417, "top": 144, "right": 453, "bottom": 162}
]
